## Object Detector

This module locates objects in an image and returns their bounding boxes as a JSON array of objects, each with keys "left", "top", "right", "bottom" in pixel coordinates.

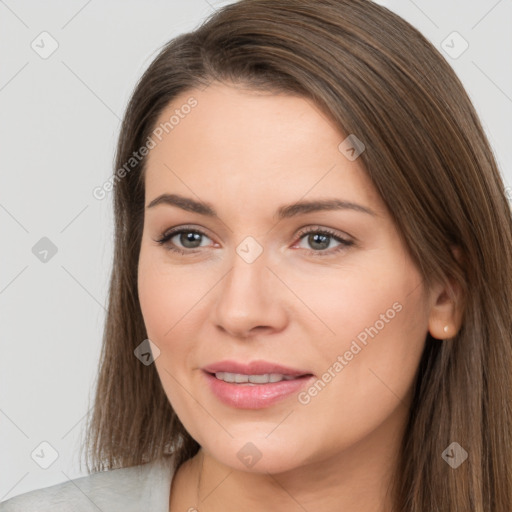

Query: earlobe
[{"left": 431, "top": 322, "right": 454, "bottom": 340}]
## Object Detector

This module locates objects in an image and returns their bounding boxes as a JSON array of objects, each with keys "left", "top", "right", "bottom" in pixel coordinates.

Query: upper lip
[{"left": 202, "top": 360, "right": 312, "bottom": 377}]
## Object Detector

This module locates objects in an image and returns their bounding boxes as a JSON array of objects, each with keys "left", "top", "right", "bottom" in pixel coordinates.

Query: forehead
[
  {"left": 152, "top": 83, "right": 340, "bottom": 151},
  {"left": 144, "top": 83, "right": 386, "bottom": 217}
]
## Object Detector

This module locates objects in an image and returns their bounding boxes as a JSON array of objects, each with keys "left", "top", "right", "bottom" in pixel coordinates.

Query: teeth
[{"left": 214, "top": 372, "right": 298, "bottom": 384}]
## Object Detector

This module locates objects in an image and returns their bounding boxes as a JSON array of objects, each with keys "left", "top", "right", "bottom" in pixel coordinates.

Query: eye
[
  {"left": 154, "top": 226, "right": 213, "bottom": 255},
  {"left": 294, "top": 226, "right": 354, "bottom": 256},
  {"left": 153, "top": 225, "right": 354, "bottom": 256}
]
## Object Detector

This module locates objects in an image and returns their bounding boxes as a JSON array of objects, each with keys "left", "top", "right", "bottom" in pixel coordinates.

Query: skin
[{"left": 137, "top": 82, "right": 463, "bottom": 512}]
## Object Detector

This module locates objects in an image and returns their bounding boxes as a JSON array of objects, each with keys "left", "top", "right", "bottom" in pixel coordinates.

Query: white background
[{"left": 1, "top": 0, "right": 511, "bottom": 500}]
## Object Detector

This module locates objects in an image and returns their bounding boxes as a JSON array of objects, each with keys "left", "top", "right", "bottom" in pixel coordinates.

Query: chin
[{"left": 201, "top": 435, "right": 314, "bottom": 475}]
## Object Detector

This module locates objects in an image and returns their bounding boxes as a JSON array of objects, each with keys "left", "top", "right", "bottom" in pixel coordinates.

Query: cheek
[
  {"left": 137, "top": 251, "right": 199, "bottom": 415},
  {"left": 138, "top": 258, "right": 169, "bottom": 341},
  {"left": 283, "top": 252, "right": 425, "bottom": 355},
  {"left": 137, "top": 248, "right": 205, "bottom": 341},
  {"left": 301, "top": 265, "right": 428, "bottom": 423},
  {"left": 295, "top": 252, "right": 428, "bottom": 400},
  {"left": 137, "top": 247, "right": 214, "bottom": 407}
]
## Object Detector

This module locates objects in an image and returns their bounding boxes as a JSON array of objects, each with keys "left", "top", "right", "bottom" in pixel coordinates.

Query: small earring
[{"left": 443, "top": 325, "right": 449, "bottom": 333}]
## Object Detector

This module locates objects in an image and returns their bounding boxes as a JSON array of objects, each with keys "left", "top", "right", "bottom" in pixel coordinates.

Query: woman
[{"left": 2, "top": 0, "right": 511, "bottom": 510}]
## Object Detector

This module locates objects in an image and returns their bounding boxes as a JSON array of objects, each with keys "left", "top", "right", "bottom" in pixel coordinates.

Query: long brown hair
[{"left": 82, "top": 0, "right": 512, "bottom": 509}]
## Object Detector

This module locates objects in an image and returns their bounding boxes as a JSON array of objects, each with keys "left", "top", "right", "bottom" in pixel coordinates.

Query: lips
[{"left": 201, "top": 360, "right": 315, "bottom": 409}]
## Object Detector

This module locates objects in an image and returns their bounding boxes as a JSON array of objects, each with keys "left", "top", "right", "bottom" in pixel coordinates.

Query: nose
[{"left": 212, "top": 248, "right": 288, "bottom": 339}]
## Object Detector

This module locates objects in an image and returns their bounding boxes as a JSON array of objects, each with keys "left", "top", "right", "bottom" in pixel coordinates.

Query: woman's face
[{"left": 138, "top": 82, "right": 432, "bottom": 474}]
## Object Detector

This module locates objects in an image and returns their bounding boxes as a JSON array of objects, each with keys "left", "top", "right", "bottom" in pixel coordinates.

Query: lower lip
[{"left": 203, "top": 371, "right": 314, "bottom": 409}]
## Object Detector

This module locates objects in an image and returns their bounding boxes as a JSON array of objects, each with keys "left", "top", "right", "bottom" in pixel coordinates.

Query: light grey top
[{"left": 0, "top": 455, "right": 176, "bottom": 511}]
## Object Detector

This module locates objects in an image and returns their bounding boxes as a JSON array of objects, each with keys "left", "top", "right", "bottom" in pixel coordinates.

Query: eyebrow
[{"left": 146, "top": 193, "right": 377, "bottom": 219}]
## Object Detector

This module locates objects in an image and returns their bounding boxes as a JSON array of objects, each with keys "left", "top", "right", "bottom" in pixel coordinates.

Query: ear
[{"left": 427, "top": 246, "right": 465, "bottom": 340}]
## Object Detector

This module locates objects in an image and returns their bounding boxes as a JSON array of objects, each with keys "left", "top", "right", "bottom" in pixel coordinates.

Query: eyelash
[{"left": 153, "top": 225, "right": 354, "bottom": 257}]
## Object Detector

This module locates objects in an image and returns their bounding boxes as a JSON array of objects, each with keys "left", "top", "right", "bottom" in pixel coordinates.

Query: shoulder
[{"left": 0, "top": 455, "right": 175, "bottom": 512}]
